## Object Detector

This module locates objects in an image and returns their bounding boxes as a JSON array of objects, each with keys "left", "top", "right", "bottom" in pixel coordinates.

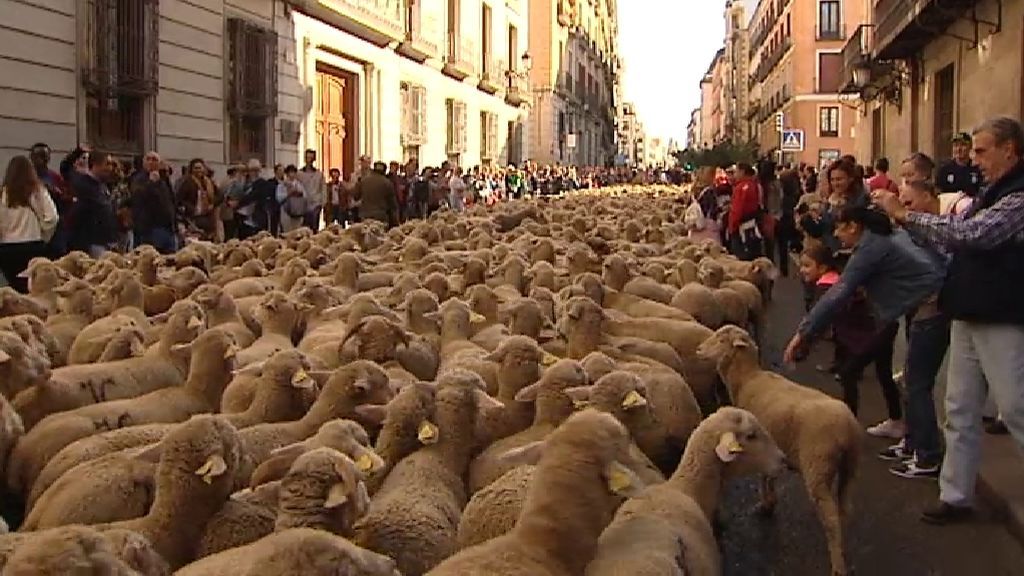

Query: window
[
  {"left": 508, "top": 24, "right": 519, "bottom": 71},
  {"left": 934, "top": 64, "right": 956, "bottom": 161},
  {"left": 400, "top": 82, "right": 427, "bottom": 146},
  {"left": 817, "top": 52, "right": 843, "bottom": 92},
  {"left": 818, "top": 0, "right": 842, "bottom": 40},
  {"left": 82, "top": 0, "right": 159, "bottom": 155},
  {"left": 481, "top": 3, "right": 492, "bottom": 75},
  {"left": 819, "top": 149, "right": 841, "bottom": 169},
  {"left": 480, "top": 111, "right": 498, "bottom": 161},
  {"left": 446, "top": 98, "right": 467, "bottom": 155},
  {"left": 507, "top": 120, "right": 523, "bottom": 166},
  {"left": 819, "top": 106, "right": 840, "bottom": 137},
  {"left": 227, "top": 18, "right": 278, "bottom": 164}
]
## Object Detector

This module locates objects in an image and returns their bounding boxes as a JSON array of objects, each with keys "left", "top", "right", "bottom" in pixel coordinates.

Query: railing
[
  {"left": 749, "top": 0, "right": 792, "bottom": 53},
  {"left": 446, "top": 33, "right": 478, "bottom": 74},
  {"left": 327, "top": 0, "right": 405, "bottom": 39},
  {"left": 752, "top": 38, "right": 791, "bottom": 83},
  {"left": 404, "top": 6, "right": 439, "bottom": 56},
  {"left": 817, "top": 22, "right": 846, "bottom": 41},
  {"left": 839, "top": 24, "right": 871, "bottom": 93},
  {"left": 82, "top": 0, "right": 159, "bottom": 96}
]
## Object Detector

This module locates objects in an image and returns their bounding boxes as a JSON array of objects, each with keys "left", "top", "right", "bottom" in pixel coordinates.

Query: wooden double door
[{"left": 315, "top": 64, "right": 358, "bottom": 180}]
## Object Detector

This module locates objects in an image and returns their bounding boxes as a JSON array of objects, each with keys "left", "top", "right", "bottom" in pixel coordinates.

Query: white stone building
[{"left": 0, "top": 0, "right": 531, "bottom": 177}]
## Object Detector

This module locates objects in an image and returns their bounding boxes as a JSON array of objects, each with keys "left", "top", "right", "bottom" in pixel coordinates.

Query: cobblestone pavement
[{"left": 719, "top": 273, "right": 1024, "bottom": 576}]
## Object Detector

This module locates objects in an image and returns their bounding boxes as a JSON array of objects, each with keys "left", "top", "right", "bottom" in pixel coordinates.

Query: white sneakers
[{"left": 867, "top": 418, "right": 907, "bottom": 439}]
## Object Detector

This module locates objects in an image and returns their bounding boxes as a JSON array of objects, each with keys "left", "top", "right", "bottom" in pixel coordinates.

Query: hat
[{"left": 951, "top": 132, "right": 972, "bottom": 144}]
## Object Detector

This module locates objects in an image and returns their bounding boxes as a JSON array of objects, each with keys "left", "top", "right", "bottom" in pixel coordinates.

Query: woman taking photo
[
  {"left": 784, "top": 204, "right": 944, "bottom": 439},
  {"left": 0, "top": 155, "right": 59, "bottom": 292}
]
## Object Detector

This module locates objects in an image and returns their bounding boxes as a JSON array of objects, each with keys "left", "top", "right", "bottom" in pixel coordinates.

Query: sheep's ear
[
  {"left": 195, "top": 454, "right": 228, "bottom": 484},
  {"left": 354, "top": 448, "right": 385, "bottom": 475},
  {"left": 250, "top": 454, "right": 301, "bottom": 487},
  {"left": 417, "top": 420, "right": 439, "bottom": 445},
  {"left": 422, "top": 311, "right": 441, "bottom": 322},
  {"left": 354, "top": 404, "right": 389, "bottom": 425},
  {"left": 537, "top": 329, "right": 558, "bottom": 342},
  {"left": 514, "top": 382, "right": 542, "bottom": 403},
  {"left": 622, "top": 390, "right": 647, "bottom": 410},
  {"left": 497, "top": 441, "right": 545, "bottom": 467},
  {"left": 170, "top": 341, "right": 193, "bottom": 354},
  {"left": 269, "top": 441, "right": 307, "bottom": 460},
  {"left": 715, "top": 431, "right": 744, "bottom": 463},
  {"left": 186, "top": 316, "right": 204, "bottom": 330},
  {"left": 473, "top": 388, "right": 504, "bottom": 410},
  {"left": 324, "top": 483, "right": 350, "bottom": 508},
  {"left": 482, "top": 348, "right": 505, "bottom": 363},
  {"left": 0, "top": 349, "right": 11, "bottom": 364},
  {"left": 604, "top": 460, "right": 644, "bottom": 497},
  {"left": 563, "top": 386, "right": 592, "bottom": 407}
]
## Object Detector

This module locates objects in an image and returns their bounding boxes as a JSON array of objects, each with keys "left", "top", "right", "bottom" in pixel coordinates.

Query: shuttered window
[
  {"left": 446, "top": 99, "right": 467, "bottom": 154},
  {"left": 227, "top": 18, "right": 278, "bottom": 164},
  {"left": 401, "top": 83, "right": 427, "bottom": 146},
  {"left": 83, "top": 0, "right": 159, "bottom": 155},
  {"left": 817, "top": 52, "right": 843, "bottom": 93}
]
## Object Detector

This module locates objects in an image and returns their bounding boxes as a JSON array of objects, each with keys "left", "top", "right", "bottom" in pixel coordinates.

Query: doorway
[{"left": 316, "top": 64, "right": 358, "bottom": 180}]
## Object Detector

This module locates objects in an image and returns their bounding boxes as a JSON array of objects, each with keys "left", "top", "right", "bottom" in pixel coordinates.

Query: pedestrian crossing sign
[{"left": 781, "top": 129, "right": 805, "bottom": 152}]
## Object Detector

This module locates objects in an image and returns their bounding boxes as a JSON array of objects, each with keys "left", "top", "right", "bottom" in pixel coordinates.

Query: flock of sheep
[{"left": 0, "top": 185, "right": 862, "bottom": 576}]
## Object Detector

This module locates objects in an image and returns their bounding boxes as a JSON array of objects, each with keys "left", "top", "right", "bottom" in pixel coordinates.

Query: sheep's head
[
  {"left": 0, "top": 329, "right": 52, "bottom": 397},
  {"left": 56, "top": 250, "right": 92, "bottom": 278},
  {"left": 341, "top": 316, "right": 411, "bottom": 365},
  {"left": 254, "top": 291, "right": 310, "bottom": 331},
  {"left": 158, "top": 299, "right": 208, "bottom": 345},
  {"left": 190, "top": 283, "right": 235, "bottom": 316},
  {"left": 400, "top": 237, "right": 430, "bottom": 263},
  {"left": 428, "top": 298, "right": 481, "bottom": 336},
  {"left": 308, "top": 419, "right": 384, "bottom": 476},
  {"left": 138, "top": 415, "right": 242, "bottom": 505},
  {"left": 465, "top": 284, "right": 500, "bottom": 322},
  {"left": 601, "top": 254, "right": 630, "bottom": 289},
  {"left": 21, "top": 258, "right": 69, "bottom": 294},
  {"left": 239, "top": 258, "right": 267, "bottom": 277},
  {"left": 101, "top": 323, "right": 148, "bottom": 361},
  {"left": 698, "top": 259, "right": 726, "bottom": 289},
  {"left": 514, "top": 358, "right": 589, "bottom": 405},
  {"left": 696, "top": 325, "right": 758, "bottom": 367},
  {"left": 434, "top": 369, "right": 504, "bottom": 433},
  {"left": 505, "top": 298, "right": 553, "bottom": 339},
  {"left": 560, "top": 296, "right": 607, "bottom": 337},
  {"left": 276, "top": 447, "right": 372, "bottom": 532},
  {"left": 498, "top": 409, "right": 645, "bottom": 499},
  {"left": 399, "top": 289, "right": 440, "bottom": 328},
  {"left": 483, "top": 335, "right": 554, "bottom": 369},
  {"left": 363, "top": 381, "right": 440, "bottom": 453},
  {"left": 162, "top": 266, "right": 209, "bottom": 298},
  {"left": 701, "top": 406, "right": 786, "bottom": 476},
  {"left": 171, "top": 327, "right": 239, "bottom": 374},
  {"left": 573, "top": 273, "right": 605, "bottom": 306},
  {"left": 643, "top": 262, "right": 667, "bottom": 284},
  {"left": 1, "top": 392, "right": 24, "bottom": 471},
  {"left": 461, "top": 257, "right": 488, "bottom": 288},
  {"left": 320, "top": 359, "right": 394, "bottom": 418},
  {"left": 238, "top": 349, "right": 317, "bottom": 392},
  {"left": 580, "top": 351, "right": 617, "bottom": 383},
  {"left": 290, "top": 279, "right": 340, "bottom": 315},
  {"left": 1, "top": 525, "right": 164, "bottom": 576},
  {"left": 0, "top": 286, "right": 49, "bottom": 319},
  {"left": 567, "top": 371, "right": 649, "bottom": 419},
  {"left": 676, "top": 259, "right": 700, "bottom": 286}
]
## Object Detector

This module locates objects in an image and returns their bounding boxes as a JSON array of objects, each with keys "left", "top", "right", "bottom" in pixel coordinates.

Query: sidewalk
[{"left": 978, "top": 434, "right": 1024, "bottom": 545}]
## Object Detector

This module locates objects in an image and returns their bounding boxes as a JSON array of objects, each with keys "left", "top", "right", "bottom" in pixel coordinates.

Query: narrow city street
[{"left": 718, "top": 272, "right": 1024, "bottom": 576}]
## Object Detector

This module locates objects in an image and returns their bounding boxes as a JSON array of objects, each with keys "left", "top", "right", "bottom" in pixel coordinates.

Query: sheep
[
  {"left": 354, "top": 370, "right": 503, "bottom": 576},
  {"left": 357, "top": 381, "right": 440, "bottom": 495},
  {"left": 468, "top": 359, "right": 589, "bottom": 493},
  {"left": 97, "top": 324, "right": 148, "bottom": 362},
  {"left": 329, "top": 317, "right": 421, "bottom": 386},
  {"left": 23, "top": 350, "right": 317, "bottom": 527},
  {"left": 0, "top": 286, "right": 49, "bottom": 319},
  {"left": 572, "top": 272, "right": 694, "bottom": 322},
  {"left": 41, "top": 279, "right": 96, "bottom": 362},
  {"left": 670, "top": 281, "right": 726, "bottom": 329},
  {"left": 696, "top": 258, "right": 749, "bottom": 328},
  {"left": 189, "top": 283, "right": 257, "bottom": 348},
  {"left": 196, "top": 435, "right": 379, "bottom": 558},
  {"left": 586, "top": 406, "right": 787, "bottom": 576},
  {"left": 697, "top": 326, "right": 862, "bottom": 576},
  {"left": 427, "top": 409, "right": 646, "bottom": 576},
  {"left": 0, "top": 315, "right": 61, "bottom": 368},
  {"left": 67, "top": 315, "right": 143, "bottom": 365},
  {"left": 430, "top": 298, "right": 499, "bottom": 393},
  {"left": 1, "top": 393, "right": 23, "bottom": 481},
  {"left": 568, "top": 371, "right": 694, "bottom": 474},
  {"left": 248, "top": 419, "right": 384, "bottom": 488},
  {"left": 7, "top": 328, "right": 238, "bottom": 500},
  {"left": 235, "top": 291, "right": 309, "bottom": 368},
  {"left": 476, "top": 336, "right": 554, "bottom": 446},
  {"left": 11, "top": 301, "right": 205, "bottom": 431},
  {"left": 0, "top": 525, "right": 169, "bottom": 576},
  {"left": 175, "top": 528, "right": 400, "bottom": 576},
  {"left": 621, "top": 275, "right": 677, "bottom": 305},
  {"left": 0, "top": 330, "right": 52, "bottom": 400}
]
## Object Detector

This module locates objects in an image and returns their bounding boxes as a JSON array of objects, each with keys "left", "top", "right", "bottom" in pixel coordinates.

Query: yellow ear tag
[
  {"left": 224, "top": 345, "right": 240, "bottom": 359},
  {"left": 291, "top": 369, "right": 313, "bottom": 388},
  {"left": 355, "top": 452, "right": 375, "bottom": 472},
  {"left": 572, "top": 399, "right": 591, "bottom": 411},
  {"left": 728, "top": 439, "right": 744, "bottom": 454},
  {"left": 194, "top": 455, "right": 227, "bottom": 484},
  {"left": 470, "top": 312, "right": 487, "bottom": 323},
  {"left": 541, "top": 353, "right": 559, "bottom": 366},
  {"left": 417, "top": 420, "right": 439, "bottom": 445},
  {"left": 622, "top": 390, "right": 647, "bottom": 409},
  {"left": 606, "top": 461, "right": 633, "bottom": 494},
  {"left": 187, "top": 316, "right": 203, "bottom": 329}
]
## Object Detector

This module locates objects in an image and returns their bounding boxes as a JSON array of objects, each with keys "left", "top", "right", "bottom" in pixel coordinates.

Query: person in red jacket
[{"left": 727, "top": 163, "right": 764, "bottom": 260}]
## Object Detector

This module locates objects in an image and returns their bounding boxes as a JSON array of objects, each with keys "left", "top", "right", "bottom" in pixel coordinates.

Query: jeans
[
  {"left": 303, "top": 207, "right": 322, "bottom": 232},
  {"left": 904, "top": 314, "right": 950, "bottom": 465},
  {"left": 136, "top": 227, "right": 176, "bottom": 254},
  {"left": 838, "top": 321, "right": 901, "bottom": 419},
  {"left": 87, "top": 244, "right": 108, "bottom": 259},
  {"left": 940, "top": 321, "right": 1024, "bottom": 507}
]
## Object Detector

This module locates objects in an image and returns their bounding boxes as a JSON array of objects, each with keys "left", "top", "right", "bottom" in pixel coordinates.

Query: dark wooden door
[{"left": 316, "top": 65, "right": 358, "bottom": 179}]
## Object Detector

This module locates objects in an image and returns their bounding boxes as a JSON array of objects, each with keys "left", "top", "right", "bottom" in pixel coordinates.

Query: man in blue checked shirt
[{"left": 873, "top": 116, "right": 1024, "bottom": 526}]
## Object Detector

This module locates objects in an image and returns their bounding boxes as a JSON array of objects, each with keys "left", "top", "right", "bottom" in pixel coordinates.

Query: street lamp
[
  {"left": 520, "top": 52, "right": 532, "bottom": 73},
  {"left": 852, "top": 62, "right": 872, "bottom": 90}
]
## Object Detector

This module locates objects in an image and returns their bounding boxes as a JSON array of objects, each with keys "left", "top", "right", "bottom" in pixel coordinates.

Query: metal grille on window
[
  {"left": 83, "top": 0, "right": 159, "bottom": 155},
  {"left": 227, "top": 18, "right": 279, "bottom": 164}
]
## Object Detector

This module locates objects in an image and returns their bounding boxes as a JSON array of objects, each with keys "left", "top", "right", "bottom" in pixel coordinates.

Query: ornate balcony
[
  {"left": 397, "top": 6, "right": 439, "bottom": 62},
  {"left": 752, "top": 38, "right": 791, "bottom": 84},
  {"left": 506, "top": 69, "right": 529, "bottom": 106},
  {"left": 297, "top": 0, "right": 405, "bottom": 46},
  {"left": 442, "top": 33, "right": 477, "bottom": 80},
  {"left": 478, "top": 57, "right": 504, "bottom": 94},
  {"left": 873, "top": 0, "right": 983, "bottom": 60}
]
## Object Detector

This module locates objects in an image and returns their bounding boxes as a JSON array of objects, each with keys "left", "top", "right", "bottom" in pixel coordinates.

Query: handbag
[{"left": 684, "top": 200, "right": 706, "bottom": 231}]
